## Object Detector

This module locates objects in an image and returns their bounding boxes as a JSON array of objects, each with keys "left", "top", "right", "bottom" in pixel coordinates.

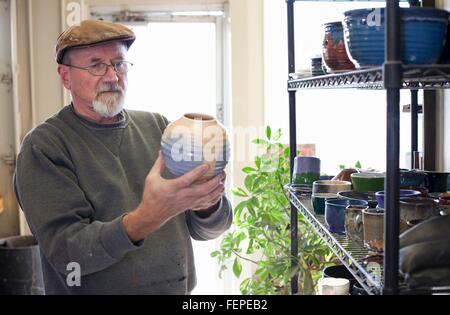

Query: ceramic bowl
[
  {"left": 312, "top": 180, "right": 352, "bottom": 195},
  {"left": 337, "top": 190, "right": 378, "bottom": 208},
  {"left": 343, "top": 7, "right": 450, "bottom": 68},
  {"left": 374, "top": 189, "right": 421, "bottom": 209},
  {"left": 325, "top": 198, "right": 368, "bottom": 234},
  {"left": 351, "top": 172, "right": 385, "bottom": 193},
  {"left": 322, "top": 265, "right": 357, "bottom": 294},
  {"left": 400, "top": 169, "right": 427, "bottom": 187}
]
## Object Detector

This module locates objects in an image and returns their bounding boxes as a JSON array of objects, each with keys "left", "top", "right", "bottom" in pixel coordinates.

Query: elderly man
[{"left": 13, "top": 20, "right": 232, "bottom": 295}]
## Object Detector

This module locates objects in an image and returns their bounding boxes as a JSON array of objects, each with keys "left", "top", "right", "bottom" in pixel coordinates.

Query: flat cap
[{"left": 55, "top": 20, "right": 135, "bottom": 64}]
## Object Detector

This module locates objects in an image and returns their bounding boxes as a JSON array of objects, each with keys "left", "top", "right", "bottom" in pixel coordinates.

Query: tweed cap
[{"left": 55, "top": 20, "right": 135, "bottom": 64}]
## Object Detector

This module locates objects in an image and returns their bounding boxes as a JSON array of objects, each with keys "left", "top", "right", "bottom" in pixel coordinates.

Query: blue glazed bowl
[
  {"left": 343, "top": 7, "right": 450, "bottom": 68},
  {"left": 400, "top": 169, "right": 427, "bottom": 187},
  {"left": 375, "top": 189, "right": 421, "bottom": 209},
  {"left": 325, "top": 198, "right": 368, "bottom": 234}
]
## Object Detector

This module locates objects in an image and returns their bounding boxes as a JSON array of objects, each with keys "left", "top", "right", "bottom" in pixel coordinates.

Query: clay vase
[
  {"left": 322, "top": 22, "right": 355, "bottom": 73},
  {"left": 161, "top": 113, "right": 230, "bottom": 182}
]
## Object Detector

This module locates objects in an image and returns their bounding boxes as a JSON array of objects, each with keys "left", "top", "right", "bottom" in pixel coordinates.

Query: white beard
[{"left": 92, "top": 83, "right": 126, "bottom": 118}]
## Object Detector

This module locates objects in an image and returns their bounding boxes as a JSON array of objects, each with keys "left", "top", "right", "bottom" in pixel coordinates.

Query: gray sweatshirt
[{"left": 13, "top": 105, "right": 232, "bottom": 295}]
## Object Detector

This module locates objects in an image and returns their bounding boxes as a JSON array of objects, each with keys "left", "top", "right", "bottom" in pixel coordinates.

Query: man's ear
[{"left": 57, "top": 65, "right": 71, "bottom": 90}]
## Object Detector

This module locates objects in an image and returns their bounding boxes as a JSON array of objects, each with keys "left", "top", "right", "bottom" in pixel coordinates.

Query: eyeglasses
[{"left": 62, "top": 61, "right": 134, "bottom": 76}]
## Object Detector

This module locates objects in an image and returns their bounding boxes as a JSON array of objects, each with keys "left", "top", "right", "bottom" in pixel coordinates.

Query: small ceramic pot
[
  {"left": 337, "top": 190, "right": 378, "bottom": 208},
  {"left": 351, "top": 172, "right": 385, "bottom": 193},
  {"left": 399, "top": 169, "right": 427, "bottom": 187},
  {"left": 322, "top": 21, "right": 356, "bottom": 73},
  {"left": 332, "top": 168, "right": 359, "bottom": 182},
  {"left": 399, "top": 197, "right": 439, "bottom": 232},
  {"left": 322, "top": 265, "right": 357, "bottom": 294},
  {"left": 311, "top": 193, "right": 335, "bottom": 215},
  {"left": 325, "top": 198, "right": 368, "bottom": 234},
  {"left": 312, "top": 180, "right": 352, "bottom": 195},
  {"left": 424, "top": 171, "right": 450, "bottom": 193},
  {"left": 374, "top": 189, "right": 421, "bottom": 209},
  {"left": 292, "top": 156, "right": 321, "bottom": 185},
  {"left": 362, "top": 208, "right": 385, "bottom": 253},
  {"left": 345, "top": 204, "right": 368, "bottom": 242},
  {"left": 317, "top": 277, "right": 350, "bottom": 295}
]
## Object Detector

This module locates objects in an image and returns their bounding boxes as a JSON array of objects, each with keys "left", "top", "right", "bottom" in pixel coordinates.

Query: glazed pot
[
  {"left": 424, "top": 171, "right": 450, "bottom": 193},
  {"left": 399, "top": 169, "right": 427, "bottom": 187},
  {"left": 374, "top": 189, "right": 421, "bottom": 209},
  {"left": 399, "top": 197, "right": 439, "bottom": 232},
  {"left": 351, "top": 172, "right": 385, "bottom": 193},
  {"left": 292, "top": 156, "right": 321, "bottom": 185},
  {"left": 325, "top": 198, "right": 368, "bottom": 234},
  {"left": 312, "top": 180, "right": 352, "bottom": 195},
  {"left": 343, "top": 7, "right": 449, "bottom": 68},
  {"left": 332, "top": 168, "right": 359, "bottom": 182},
  {"left": 345, "top": 204, "right": 368, "bottom": 243},
  {"left": 161, "top": 113, "right": 230, "bottom": 181},
  {"left": 322, "top": 22, "right": 356, "bottom": 73},
  {"left": 362, "top": 208, "right": 385, "bottom": 253}
]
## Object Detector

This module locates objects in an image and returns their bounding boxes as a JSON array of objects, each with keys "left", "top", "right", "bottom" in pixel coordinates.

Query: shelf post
[
  {"left": 383, "top": 0, "right": 401, "bottom": 295},
  {"left": 410, "top": 90, "right": 419, "bottom": 168},
  {"left": 286, "top": 0, "right": 298, "bottom": 295}
]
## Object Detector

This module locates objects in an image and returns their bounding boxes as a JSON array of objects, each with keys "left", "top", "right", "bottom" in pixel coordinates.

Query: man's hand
[{"left": 123, "top": 152, "right": 226, "bottom": 242}]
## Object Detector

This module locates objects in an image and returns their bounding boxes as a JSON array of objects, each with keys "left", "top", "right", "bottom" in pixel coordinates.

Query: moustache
[{"left": 96, "top": 83, "right": 124, "bottom": 94}]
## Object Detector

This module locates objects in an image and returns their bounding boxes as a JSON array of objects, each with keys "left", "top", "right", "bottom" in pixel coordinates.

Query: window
[{"left": 264, "top": 0, "right": 420, "bottom": 176}]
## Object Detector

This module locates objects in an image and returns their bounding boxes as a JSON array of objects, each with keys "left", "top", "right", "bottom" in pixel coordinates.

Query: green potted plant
[{"left": 212, "top": 127, "right": 336, "bottom": 295}]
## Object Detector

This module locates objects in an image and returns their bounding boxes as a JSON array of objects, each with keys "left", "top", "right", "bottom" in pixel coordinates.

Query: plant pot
[{"left": 0, "top": 235, "right": 44, "bottom": 295}]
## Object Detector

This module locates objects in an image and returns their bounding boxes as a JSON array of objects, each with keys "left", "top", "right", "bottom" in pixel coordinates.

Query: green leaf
[
  {"left": 233, "top": 258, "right": 242, "bottom": 278},
  {"left": 231, "top": 187, "right": 248, "bottom": 197},
  {"left": 210, "top": 250, "right": 220, "bottom": 258},
  {"left": 244, "top": 175, "right": 255, "bottom": 192},
  {"left": 355, "top": 160, "right": 362, "bottom": 169},
  {"left": 266, "top": 126, "right": 272, "bottom": 140},
  {"left": 273, "top": 128, "right": 282, "bottom": 141},
  {"left": 242, "top": 167, "right": 256, "bottom": 174},
  {"left": 252, "top": 138, "right": 269, "bottom": 146},
  {"left": 339, "top": 164, "right": 346, "bottom": 170}
]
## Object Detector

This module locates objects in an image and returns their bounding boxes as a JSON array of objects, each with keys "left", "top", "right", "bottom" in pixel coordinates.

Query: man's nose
[{"left": 102, "top": 64, "right": 119, "bottom": 82}]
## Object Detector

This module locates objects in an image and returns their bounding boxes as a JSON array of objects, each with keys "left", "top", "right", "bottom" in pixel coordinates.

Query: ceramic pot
[
  {"left": 343, "top": 7, "right": 449, "bottom": 68},
  {"left": 292, "top": 156, "right": 320, "bottom": 185},
  {"left": 311, "top": 194, "right": 335, "bottom": 215},
  {"left": 322, "top": 265, "right": 356, "bottom": 294},
  {"left": 322, "top": 22, "right": 356, "bottom": 73},
  {"left": 351, "top": 172, "right": 385, "bottom": 193},
  {"left": 399, "top": 197, "right": 439, "bottom": 232},
  {"left": 374, "top": 189, "right": 421, "bottom": 209},
  {"left": 424, "top": 171, "right": 450, "bottom": 193},
  {"left": 161, "top": 113, "right": 230, "bottom": 181},
  {"left": 400, "top": 169, "right": 427, "bottom": 187},
  {"left": 325, "top": 198, "right": 368, "bottom": 234},
  {"left": 362, "top": 208, "right": 384, "bottom": 253},
  {"left": 332, "top": 168, "right": 359, "bottom": 182},
  {"left": 345, "top": 204, "right": 368, "bottom": 242},
  {"left": 312, "top": 180, "right": 352, "bottom": 195}
]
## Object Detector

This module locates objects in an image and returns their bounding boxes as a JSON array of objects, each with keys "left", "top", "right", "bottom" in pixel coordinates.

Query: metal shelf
[
  {"left": 288, "top": 65, "right": 450, "bottom": 91},
  {"left": 288, "top": 189, "right": 383, "bottom": 295}
]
